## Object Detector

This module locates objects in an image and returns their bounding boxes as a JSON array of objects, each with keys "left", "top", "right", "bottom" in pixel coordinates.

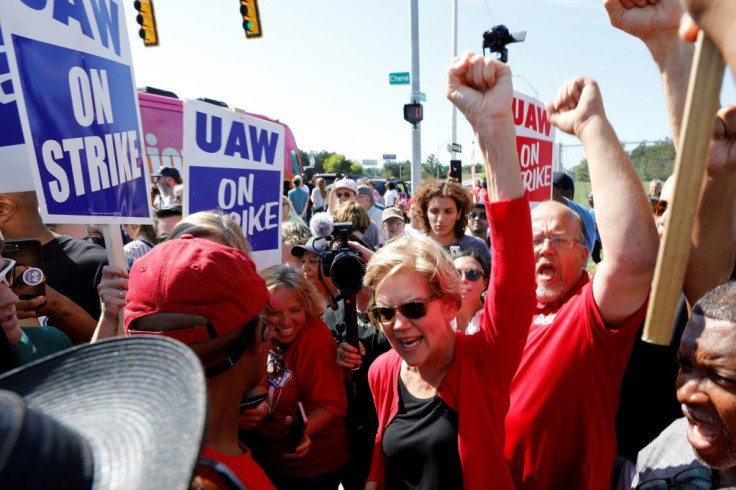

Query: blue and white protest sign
[
  {"left": 184, "top": 99, "right": 284, "bottom": 269},
  {"left": 0, "top": 22, "right": 34, "bottom": 192},
  {"left": 0, "top": 1, "right": 152, "bottom": 224}
]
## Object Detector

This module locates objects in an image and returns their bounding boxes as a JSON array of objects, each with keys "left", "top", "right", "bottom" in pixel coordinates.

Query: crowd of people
[{"left": 1, "top": 0, "right": 736, "bottom": 488}]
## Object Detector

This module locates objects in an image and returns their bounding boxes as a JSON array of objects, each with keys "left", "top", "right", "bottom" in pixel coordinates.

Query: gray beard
[{"left": 536, "top": 282, "right": 566, "bottom": 304}]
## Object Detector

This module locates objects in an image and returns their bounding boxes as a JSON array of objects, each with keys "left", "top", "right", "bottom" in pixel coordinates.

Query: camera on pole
[{"left": 482, "top": 25, "right": 526, "bottom": 63}]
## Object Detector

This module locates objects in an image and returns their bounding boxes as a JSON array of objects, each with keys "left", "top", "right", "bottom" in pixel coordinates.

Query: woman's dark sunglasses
[
  {"left": 369, "top": 295, "right": 438, "bottom": 324},
  {"left": 458, "top": 268, "right": 483, "bottom": 282}
]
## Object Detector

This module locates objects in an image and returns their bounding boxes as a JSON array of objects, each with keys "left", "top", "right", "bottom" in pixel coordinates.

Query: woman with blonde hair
[
  {"left": 362, "top": 51, "right": 535, "bottom": 489},
  {"left": 243, "top": 265, "right": 349, "bottom": 490},
  {"left": 168, "top": 210, "right": 251, "bottom": 254}
]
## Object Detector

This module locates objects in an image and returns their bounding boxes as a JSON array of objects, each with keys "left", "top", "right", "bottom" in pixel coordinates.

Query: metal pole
[
  {"left": 410, "top": 0, "right": 421, "bottom": 192},
  {"left": 450, "top": 0, "right": 458, "bottom": 166}
]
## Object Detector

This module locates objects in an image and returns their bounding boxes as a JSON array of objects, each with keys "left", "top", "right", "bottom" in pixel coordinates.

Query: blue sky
[{"left": 127, "top": 0, "right": 735, "bottom": 171}]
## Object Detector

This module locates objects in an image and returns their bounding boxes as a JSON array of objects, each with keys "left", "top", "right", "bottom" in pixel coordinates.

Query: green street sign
[{"left": 389, "top": 72, "right": 410, "bottom": 85}]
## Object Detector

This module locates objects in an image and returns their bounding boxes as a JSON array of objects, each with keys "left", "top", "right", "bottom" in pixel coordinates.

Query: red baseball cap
[{"left": 124, "top": 235, "right": 274, "bottom": 344}]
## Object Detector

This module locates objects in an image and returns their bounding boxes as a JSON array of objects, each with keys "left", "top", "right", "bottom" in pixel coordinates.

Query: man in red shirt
[
  {"left": 503, "top": 77, "right": 659, "bottom": 489},
  {"left": 124, "top": 236, "right": 278, "bottom": 490}
]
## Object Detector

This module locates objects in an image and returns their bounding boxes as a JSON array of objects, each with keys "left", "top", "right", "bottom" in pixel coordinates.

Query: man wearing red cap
[{"left": 124, "top": 235, "right": 277, "bottom": 489}]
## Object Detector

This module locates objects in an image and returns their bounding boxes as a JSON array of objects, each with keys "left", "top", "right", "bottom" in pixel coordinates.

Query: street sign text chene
[{"left": 389, "top": 72, "right": 410, "bottom": 85}]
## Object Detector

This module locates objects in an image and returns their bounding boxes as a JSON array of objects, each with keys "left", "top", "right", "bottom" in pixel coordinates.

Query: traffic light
[
  {"left": 134, "top": 0, "right": 159, "bottom": 47},
  {"left": 403, "top": 103, "right": 423, "bottom": 125},
  {"left": 239, "top": 0, "right": 263, "bottom": 39}
]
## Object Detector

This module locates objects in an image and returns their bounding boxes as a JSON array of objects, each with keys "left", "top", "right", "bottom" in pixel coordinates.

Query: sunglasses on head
[
  {"left": 468, "top": 211, "right": 487, "bottom": 220},
  {"left": 0, "top": 259, "right": 16, "bottom": 288},
  {"left": 369, "top": 295, "right": 438, "bottom": 324},
  {"left": 458, "top": 268, "right": 483, "bottom": 282}
]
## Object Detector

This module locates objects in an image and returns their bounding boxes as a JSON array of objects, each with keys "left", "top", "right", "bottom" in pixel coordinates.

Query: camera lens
[{"left": 330, "top": 252, "right": 365, "bottom": 292}]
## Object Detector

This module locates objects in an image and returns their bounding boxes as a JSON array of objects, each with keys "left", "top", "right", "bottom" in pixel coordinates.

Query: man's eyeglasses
[
  {"left": 369, "top": 295, "right": 438, "bottom": 325},
  {"left": 458, "top": 268, "right": 483, "bottom": 282},
  {"left": 635, "top": 465, "right": 711, "bottom": 489},
  {"left": 652, "top": 199, "right": 667, "bottom": 217},
  {"left": 468, "top": 211, "right": 487, "bottom": 220},
  {"left": 532, "top": 235, "right": 583, "bottom": 250},
  {"left": 0, "top": 259, "right": 16, "bottom": 288},
  {"left": 335, "top": 192, "right": 353, "bottom": 199},
  {"left": 384, "top": 218, "right": 404, "bottom": 227}
]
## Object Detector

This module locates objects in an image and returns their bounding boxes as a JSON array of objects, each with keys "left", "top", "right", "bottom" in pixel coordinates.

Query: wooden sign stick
[
  {"left": 642, "top": 31, "right": 725, "bottom": 345},
  {"left": 102, "top": 223, "right": 127, "bottom": 337}
]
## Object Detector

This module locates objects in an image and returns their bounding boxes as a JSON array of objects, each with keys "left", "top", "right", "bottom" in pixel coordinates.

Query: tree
[
  {"left": 381, "top": 160, "right": 411, "bottom": 180},
  {"left": 424, "top": 154, "right": 441, "bottom": 179},
  {"left": 323, "top": 153, "right": 364, "bottom": 176},
  {"left": 572, "top": 158, "right": 590, "bottom": 182},
  {"left": 628, "top": 139, "right": 675, "bottom": 181}
]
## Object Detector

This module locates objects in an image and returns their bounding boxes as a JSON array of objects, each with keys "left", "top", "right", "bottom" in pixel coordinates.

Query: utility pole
[
  {"left": 410, "top": 0, "right": 421, "bottom": 194},
  {"left": 450, "top": 0, "right": 458, "bottom": 166}
]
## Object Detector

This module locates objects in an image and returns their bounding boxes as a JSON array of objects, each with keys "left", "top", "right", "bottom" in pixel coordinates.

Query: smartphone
[
  {"left": 450, "top": 160, "right": 462, "bottom": 181},
  {"left": 287, "top": 402, "right": 308, "bottom": 452},
  {"left": 240, "top": 393, "right": 268, "bottom": 410},
  {"left": 3, "top": 239, "right": 45, "bottom": 299}
]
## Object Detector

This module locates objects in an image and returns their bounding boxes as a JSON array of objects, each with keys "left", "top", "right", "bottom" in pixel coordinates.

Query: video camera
[
  {"left": 317, "top": 222, "right": 366, "bottom": 293},
  {"left": 482, "top": 24, "right": 526, "bottom": 63}
]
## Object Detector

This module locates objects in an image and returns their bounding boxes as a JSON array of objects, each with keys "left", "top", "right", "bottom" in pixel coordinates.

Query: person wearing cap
[
  {"left": 0, "top": 335, "right": 208, "bottom": 489},
  {"left": 381, "top": 207, "right": 407, "bottom": 243},
  {"left": 328, "top": 178, "right": 358, "bottom": 213},
  {"left": 124, "top": 236, "right": 278, "bottom": 489},
  {"left": 413, "top": 179, "right": 491, "bottom": 266},
  {"left": 552, "top": 171, "right": 596, "bottom": 263},
  {"left": 151, "top": 166, "right": 183, "bottom": 210},
  {"left": 328, "top": 179, "right": 383, "bottom": 249}
]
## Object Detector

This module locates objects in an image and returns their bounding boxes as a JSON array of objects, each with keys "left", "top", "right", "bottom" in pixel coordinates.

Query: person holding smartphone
[
  {"left": 242, "top": 265, "right": 349, "bottom": 490},
  {"left": 0, "top": 233, "right": 73, "bottom": 372}
]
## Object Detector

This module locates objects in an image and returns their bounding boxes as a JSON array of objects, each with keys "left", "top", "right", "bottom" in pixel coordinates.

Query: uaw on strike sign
[
  {"left": 0, "top": 0, "right": 152, "bottom": 224},
  {"left": 184, "top": 99, "right": 284, "bottom": 270},
  {"left": 513, "top": 91, "right": 555, "bottom": 207}
]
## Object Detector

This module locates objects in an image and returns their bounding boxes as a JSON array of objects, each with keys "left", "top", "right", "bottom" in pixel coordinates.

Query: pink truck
[{"left": 137, "top": 90, "right": 303, "bottom": 180}]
